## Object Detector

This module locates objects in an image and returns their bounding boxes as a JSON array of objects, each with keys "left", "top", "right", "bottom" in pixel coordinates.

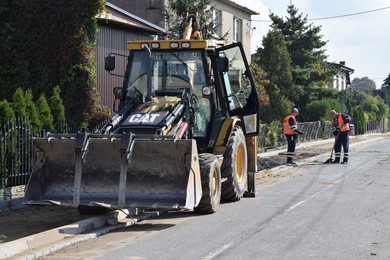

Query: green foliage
[
  {"left": 49, "top": 86, "right": 66, "bottom": 122},
  {"left": 351, "top": 77, "right": 376, "bottom": 93},
  {"left": 265, "top": 5, "right": 336, "bottom": 112},
  {"left": 249, "top": 57, "right": 269, "bottom": 107},
  {"left": 257, "top": 29, "right": 295, "bottom": 100},
  {"left": 164, "top": 0, "right": 216, "bottom": 40},
  {"left": 0, "top": 0, "right": 105, "bottom": 127},
  {"left": 260, "top": 83, "right": 292, "bottom": 124},
  {"left": 340, "top": 89, "right": 388, "bottom": 121},
  {"left": 266, "top": 120, "right": 282, "bottom": 147},
  {"left": 0, "top": 100, "right": 15, "bottom": 125},
  {"left": 25, "top": 89, "right": 43, "bottom": 132},
  {"left": 269, "top": 5, "right": 333, "bottom": 89},
  {"left": 352, "top": 106, "right": 365, "bottom": 135},
  {"left": 305, "top": 99, "right": 340, "bottom": 122},
  {"left": 12, "top": 88, "right": 28, "bottom": 118},
  {"left": 361, "top": 95, "right": 389, "bottom": 120},
  {"left": 382, "top": 73, "right": 390, "bottom": 90},
  {"left": 36, "top": 94, "right": 54, "bottom": 132},
  {"left": 60, "top": 64, "right": 99, "bottom": 125}
]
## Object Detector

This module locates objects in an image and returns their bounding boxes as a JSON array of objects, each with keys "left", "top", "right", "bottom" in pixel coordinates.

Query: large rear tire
[
  {"left": 221, "top": 126, "right": 248, "bottom": 202},
  {"left": 194, "top": 153, "right": 221, "bottom": 214}
]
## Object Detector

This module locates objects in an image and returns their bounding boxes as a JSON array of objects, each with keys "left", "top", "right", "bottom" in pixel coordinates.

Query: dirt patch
[
  {"left": 257, "top": 147, "right": 330, "bottom": 171},
  {"left": 0, "top": 206, "right": 89, "bottom": 243}
]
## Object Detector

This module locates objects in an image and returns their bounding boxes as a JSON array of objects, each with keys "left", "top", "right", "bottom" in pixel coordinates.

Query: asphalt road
[{"left": 40, "top": 136, "right": 390, "bottom": 260}]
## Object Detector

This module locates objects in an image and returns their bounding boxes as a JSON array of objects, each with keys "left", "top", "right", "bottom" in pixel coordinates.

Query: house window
[
  {"left": 212, "top": 9, "right": 222, "bottom": 38},
  {"left": 233, "top": 17, "right": 242, "bottom": 42}
]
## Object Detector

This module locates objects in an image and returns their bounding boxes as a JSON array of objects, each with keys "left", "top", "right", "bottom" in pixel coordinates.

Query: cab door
[{"left": 216, "top": 43, "right": 260, "bottom": 136}]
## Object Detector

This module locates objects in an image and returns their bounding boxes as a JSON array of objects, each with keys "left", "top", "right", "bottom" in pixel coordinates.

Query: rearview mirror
[
  {"left": 105, "top": 55, "right": 115, "bottom": 71},
  {"left": 217, "top": 53, "right": 229, "bottom": 73}
]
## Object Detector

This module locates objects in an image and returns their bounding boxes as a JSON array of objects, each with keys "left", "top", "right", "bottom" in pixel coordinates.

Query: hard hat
[
  {"left": 329, "top": 110, "right": 337, "bottom": 116},
  {"left": 193, "top": 31, "right": 200, "bottom": 39},
  {"left": 291, "top": 108, "right": 299, "bottom": 114}
]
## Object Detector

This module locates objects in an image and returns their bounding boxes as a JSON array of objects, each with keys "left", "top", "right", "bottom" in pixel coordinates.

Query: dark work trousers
[
  {"left": 334, "top": 131, "right": 349, "bottom": 162},
  {"left": 285, "top": 134, "right": 298, "bottom": 163}
]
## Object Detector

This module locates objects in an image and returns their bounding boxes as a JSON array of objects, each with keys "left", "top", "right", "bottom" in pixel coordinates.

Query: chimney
[{"left": 340, "top": 61, "right": 345, "bottom": 65}]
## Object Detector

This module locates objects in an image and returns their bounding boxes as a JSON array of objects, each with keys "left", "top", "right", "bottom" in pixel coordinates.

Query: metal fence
[
  {"left": 1, "top": 117, "right": 389, "bottom": 189},
  {"left": 258, "top": 120, "right": 334, "bottom": 151},
  {"left": 0, "top": 117, "right": 34, "bottom": 188},
  {"left": 258, "top": 119, "right": 389, "bottom": 152}
]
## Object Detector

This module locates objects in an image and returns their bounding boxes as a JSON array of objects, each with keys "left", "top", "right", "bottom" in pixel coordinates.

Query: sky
[{"left": 242, "top": 0, "right": 390, "bottom": 88}]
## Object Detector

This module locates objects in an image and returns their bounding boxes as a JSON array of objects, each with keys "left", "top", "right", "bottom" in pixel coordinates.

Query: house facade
[{"left": 327, "top": 61, "right": 355, "bottom": 91}]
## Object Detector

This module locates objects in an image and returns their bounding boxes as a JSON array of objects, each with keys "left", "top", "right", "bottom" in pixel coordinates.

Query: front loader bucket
[{"left": 25, "top": 134, "right": 202, "bottom": 210}]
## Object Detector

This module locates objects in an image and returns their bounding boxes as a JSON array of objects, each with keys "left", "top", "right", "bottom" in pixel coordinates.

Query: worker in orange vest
[
  {"left": 329, "top": 110, "right": 351, "bottom": 164},
  {"left": 283, "top": 108, "right": 303, "bottom": 165}
]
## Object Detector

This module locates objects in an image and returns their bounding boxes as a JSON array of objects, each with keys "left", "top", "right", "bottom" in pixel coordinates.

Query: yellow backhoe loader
[{"left": 24, "top": 12, "right": 260, "bottom": 214}]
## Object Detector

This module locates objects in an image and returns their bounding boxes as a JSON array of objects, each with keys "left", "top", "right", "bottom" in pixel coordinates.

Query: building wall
[
  {"left": 212, "top": 0, "right": 254, "bottom": 62},
  {"left": 109, "top": 0, "right": 255, "bottom": 62},
  {"left": 329, "top": 71, "right": 349, "bottom": 91},
  {"left": 95, "top": 25, "right": 154, "bottom": 112}
]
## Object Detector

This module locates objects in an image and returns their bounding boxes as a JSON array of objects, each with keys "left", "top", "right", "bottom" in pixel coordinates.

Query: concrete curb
[
  {"left": 0, "top": 198, "right": 25, "bottom": 214},
  {"left": 0, "top": 209, "right": 163, "bottom": 259}
]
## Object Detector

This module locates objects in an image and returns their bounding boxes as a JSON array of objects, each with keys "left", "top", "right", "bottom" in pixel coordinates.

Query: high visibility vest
[
  {"left": 333, "top": 114, "right": 350, "bottom": 132},
  {"left": 283, "top": 115, "right": 297, "bottom": 135}
]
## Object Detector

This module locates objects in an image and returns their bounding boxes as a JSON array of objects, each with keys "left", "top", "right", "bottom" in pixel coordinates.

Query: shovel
[
  {"left": 324, "top": 145, "right": 335, "bottom": 164},
  {"left": 324, "top": 131, "right": 340, "bottom": 164}
]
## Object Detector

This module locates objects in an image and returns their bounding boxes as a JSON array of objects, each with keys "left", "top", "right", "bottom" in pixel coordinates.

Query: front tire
[
  {"left": 194, "top": 153, "right": 221, "bottom": 214},
  {"left": 221, "top": 126, "right": 248, "bottom": 202}
]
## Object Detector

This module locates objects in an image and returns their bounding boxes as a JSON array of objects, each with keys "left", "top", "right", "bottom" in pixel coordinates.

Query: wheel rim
[{"left": 236, "top": 143, "right": 245, "bottom": 182}]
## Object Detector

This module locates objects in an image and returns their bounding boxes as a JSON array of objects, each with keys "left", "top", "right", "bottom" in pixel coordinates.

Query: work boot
[
  {"left": 341, "top": 159, "right": 348, "bottom": 164},
  {"left": 286, "top": 161, "right": 297, "bottom": 166},
  {"left": 331, "top": 159, "right": 340, "bottom": 164}
]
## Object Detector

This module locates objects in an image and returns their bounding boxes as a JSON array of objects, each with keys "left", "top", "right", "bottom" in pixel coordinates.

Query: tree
[
  {"left": 0, "top": 100, "right": 15, "bottom": 126},
  {"left": 12, "top": 88, "right": 28, "bottom": 119},
  {"left": 305, "top": 98, "right": 340, "bottom": 122},
  {"left": 49, "top": 86, "right": 66, "bottom": 122},
  {"left": 260, "top": 82, "right": 292, "bottom": 124},
  {"left": 25, "top": 89, "right": 43, "bottom": 132},
  {"left": 163, "top": 0, "right": 217, "bottom": 40},
  {"left": 36, "top": 94, "right": 54, "bottom": 132},
  {"left": 257, "top": 29, "right": 296, "bottom": 101},
  {"left": 350, "top": 77, "right": 376, "bottom": 93},
  {"left": 268, "top": 5, "right": 336, "bottom": 111},
  {"left": 382, "top": 73, "right": 390, "bottom": 90},
  {"left": 0, "top": 1, "right": 106, "bottom": 127},
  {"left": 380, "top": 74, "right": 390, "bottom": 105},
  {"left": 249, "top": 57, "right": 269, "bottom": 107}
]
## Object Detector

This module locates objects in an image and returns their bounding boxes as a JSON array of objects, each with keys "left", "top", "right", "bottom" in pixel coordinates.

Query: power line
[{"left": 252, "top": 6, "right": 390, "bottom": 22}]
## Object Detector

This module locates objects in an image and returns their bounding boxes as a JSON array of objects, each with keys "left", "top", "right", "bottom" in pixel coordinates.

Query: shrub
[
  {"left": 36, "top": 94, "right": 54, "bottom": 132},
  {"left": 0, "top": 100, "right": 15, "bottom": 125}
]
